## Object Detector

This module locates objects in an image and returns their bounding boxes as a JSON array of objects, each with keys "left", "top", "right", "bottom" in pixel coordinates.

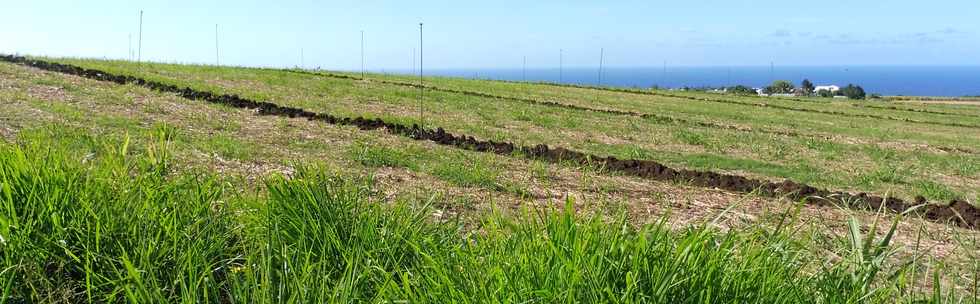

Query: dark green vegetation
[
  {"left": 729, "top": 85, "right": 758, "bottom": 95},
  {"left": 764, "top": 80, "right": 796, "bottom": 94},
  {"left": 1, "top": 135, "right": 974, "bottom": 302},
  {"left": 801, "top": 79, "right": 816, "bottom": 96},
  {"left": 841, "top": 84, "right": 869, "bottom": 100}
]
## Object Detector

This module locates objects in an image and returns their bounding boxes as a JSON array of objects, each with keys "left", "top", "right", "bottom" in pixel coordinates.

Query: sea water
[{"left": 409, "top": 66, "right": 980, "bottom": 97}]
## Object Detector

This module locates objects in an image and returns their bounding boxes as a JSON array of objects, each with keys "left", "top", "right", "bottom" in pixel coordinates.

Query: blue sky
[{"left": 2, "top": 0, "right": 978, "bottom": 69}]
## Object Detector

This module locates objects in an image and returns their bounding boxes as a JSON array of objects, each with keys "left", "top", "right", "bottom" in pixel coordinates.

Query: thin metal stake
[
  {"left": 559, "top": 49, "right": 563, "bottom": 83},
  {"left": 598, "top": 48, "right": 604, "bottom": 86},
  {"left": 137, "top": 10, "right": 143, "bottom": 63},
  {"left": 361, "top": 30, "right": 365, "bottom": 78},
  {"left": 727, "top": 67, "right": 732, "bottom": 87},
  {"left": 522, "top": 56, "right": 527, "bottom": 82},
  {"left": 597, "top": 48, "right": 604, "bottom": 101},
  {"left": 214, "top": 24, "right": 219, "bottom": 66},
  {"left": 419, "top": 23, "right": 424, "bottom": 128}
]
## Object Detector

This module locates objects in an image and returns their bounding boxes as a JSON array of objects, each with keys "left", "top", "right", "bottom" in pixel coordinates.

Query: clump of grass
[
  {"left": 204, "top": 133, "right": 256, "bottom": 160},
  {"left": 673, "top": 129, "right": 709, "bottom": 147},
  {"left": 626, "top": 145, "right": 654, "bottom": 159},
  {"left": 915, "top": 180, "right": 958, "bottom": 202},
  {"left": 858, "top": 166, "right": 908, "bottom": 187},
  {"left": 432, "top": 158, "right": 501, "bottom": 189},
  {"left": 233, "top": 173, "right": 960, "bottom": 302},
  {"left": 225, "top": 169, "right": 456, "bottom": 302},
  {"left": 0, "top": 132, "right": 239, "bottom": 302},
  {"left": 349, "top": 141, "right": 418, "bottom": 169},
  {"left": 803, "top": 138, "right": 844, "bottom": 160},
  {"left": 152, "top": 122, "right": 180, "bottom": 142}
]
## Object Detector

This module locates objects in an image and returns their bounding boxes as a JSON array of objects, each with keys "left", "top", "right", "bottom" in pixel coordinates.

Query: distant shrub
[
  {"left": 801, "top": 79, "right": 815, "bottom": 96},
  {"left": 763, "top": 80, "right": 795, "bottom": 94},
  {"left": 728, "top": 85, "right": 757, "bottom": 95},
  {"left": 840, "top": 84, "right": 867, "bottom": 100}
]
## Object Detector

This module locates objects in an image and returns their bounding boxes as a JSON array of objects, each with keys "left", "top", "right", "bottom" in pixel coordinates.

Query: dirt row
[
  {"left": 528, "top": 81, "right": 980, "bottom": 130},
  {"left": 289, "top": 70, "right": 978, "bottom": 155},
  {"left": 3, "top": 55, "right": 977, "bottom": 229}
]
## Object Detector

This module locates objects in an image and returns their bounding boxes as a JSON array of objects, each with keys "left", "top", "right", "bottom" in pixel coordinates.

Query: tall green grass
[
  {"left": 0, "top": 133, "right": 239, "bottom": 302},
  {"left": 0, "top": 135, "right": 971, "bottom": 302}
]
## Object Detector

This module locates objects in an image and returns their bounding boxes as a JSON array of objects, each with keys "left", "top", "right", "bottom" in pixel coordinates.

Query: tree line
[
  {"left": 753, "top": 79, "right": 867, "bottom": 99},
  {"left": 667, "top": 80, "right": 871, "bottom": 100}
]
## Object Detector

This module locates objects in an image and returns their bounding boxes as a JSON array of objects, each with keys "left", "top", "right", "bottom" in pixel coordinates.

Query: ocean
[{"left": 409, "top": 66, "right": 980, "bottom": 97}]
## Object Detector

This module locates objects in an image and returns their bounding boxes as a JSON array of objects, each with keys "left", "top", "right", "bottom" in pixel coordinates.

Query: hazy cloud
[
  {"left": 769, "top": 30, "right": 791, "bottom": 38},
  {"left": 938, "top": 27, "right": 962, "bottom": 35},
  {"left": 814, "top": 28, "right": 969, "bottom": 45}
]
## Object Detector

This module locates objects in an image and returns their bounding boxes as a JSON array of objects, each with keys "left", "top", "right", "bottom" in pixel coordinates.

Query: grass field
[
  {"left": 1, "top": 56, "right": 979, "bottom": 302},
  {"left": 47, "top": 58, "right": 980, "bottom": 204}
]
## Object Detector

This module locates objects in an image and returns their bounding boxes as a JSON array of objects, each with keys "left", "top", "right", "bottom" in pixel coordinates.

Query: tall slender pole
[
  {"left": 559, "top": 49, "right": 563, "bottom": 83},
  {"left": 360, "top": 30, "right": 365, "bottom": 78},
  {"left": 522, "top": 56, "right": 527, "bottom": 82},
  {"left": 727, "top": 67, "right": 732, "bottom": 87},
  {"left": 598, "top": 48, "right": 604, "bottom": 86},
  {"left": 137, "top": 10, "right": 143, "bottom": 63},
  {"left": 418, "top": 23, "right": 424, "bottom": 127},
  {"left": 214, "top": 24, "right": 219, "bottom": 66},
  {"left": 597, "top": 48, "right": 604, "bottom": 101}
]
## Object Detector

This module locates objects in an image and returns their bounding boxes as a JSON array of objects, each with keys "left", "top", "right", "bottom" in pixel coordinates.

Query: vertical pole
[
  {"left": 137, "top": 10, "right": 143, "bottom": 63},
  {"left": 522, "top": 56, "right": 527, "bottom": 82},
  {"left": 727, "top": 67, "right": 732, "bottom": 87},
  {"left": 361, "top": 30, "right": 365, "bottom": 78},
  {"left": 598, "top": 48, "right": 604, "bottom": 86},
  {"left": 419, "top": 23, "right": 424, "bottom": 127},
  {"left": 597, "top": 48, "right": 604, "bottom": 101},
  {"left": 559, "top": 49, "right": 563, "bottom": 83},
  {"left": 214, "top": 24, "right": 219, "bottom": 66}
]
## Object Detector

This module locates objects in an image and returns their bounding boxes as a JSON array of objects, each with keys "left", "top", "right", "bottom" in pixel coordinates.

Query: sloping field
[
  {"left": 38, "top": 57, "right": 980, "bottom": 209},
  {"left": 56, "top": 58, "right": 980, "bottom": 202},
  {"left": 1, "top": 56, "right": 978, "bottom": 302}
]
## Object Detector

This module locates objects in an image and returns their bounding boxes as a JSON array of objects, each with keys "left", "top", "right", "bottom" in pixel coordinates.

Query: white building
[{"left": 814, "top": 85, "right": 840, "bottom": 93}]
